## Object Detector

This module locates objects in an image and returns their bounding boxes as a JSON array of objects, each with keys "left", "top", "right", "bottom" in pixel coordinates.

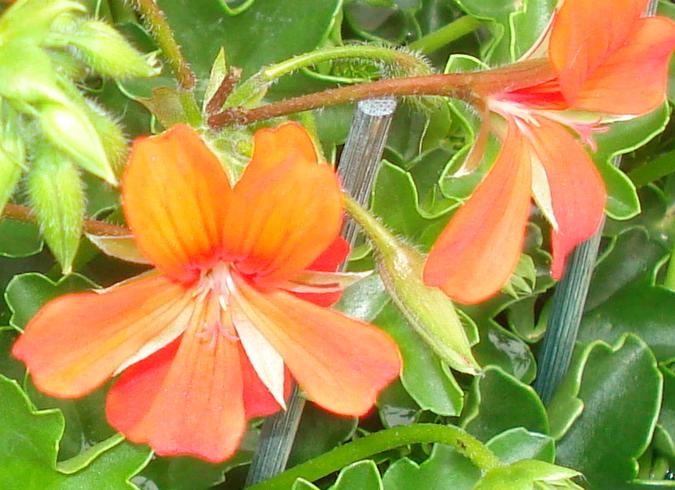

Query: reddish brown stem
[
  {"left": 209, "top": 59, "right": 555, "bottom": 127},
  {"left": 206, "top": 67, "right": 243, "bottom": 114},
  {"left": 3, "top": 203, "right": 130, "bottom": 237}
]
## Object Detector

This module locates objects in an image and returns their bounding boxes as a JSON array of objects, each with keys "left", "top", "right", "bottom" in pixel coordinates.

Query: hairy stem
[
  {"left": 130, "top": 0, "right": 196, "bottom": 91},
  {"left": 209, "top": 59, "right": 554, "bottom": 127},
  {"left": 3, "top": 203, "right": 129, "bottom": 237},
  {"left": 248, "top": 423, "right": 501, "bottom": 490},
  {"left": 262, "top": 44, "right": 430, "bottom": 81},
  {"left": 409, "top": 16, "right": 482, "bottom": 54}
]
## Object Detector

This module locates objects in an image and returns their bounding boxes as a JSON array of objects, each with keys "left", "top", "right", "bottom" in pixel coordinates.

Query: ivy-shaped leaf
[
  {"left": 5, "top": 272, "right": 97, "bottom": 330},
  {"left": 554, "top": 335, "right": 663, "bottom": 489},
  {"left": 461, "top": 366, "right": 549, "bottom": 441},
  {"left": 0, "top": 375, "right": 150, "bottom": 489},
  {"left": 579, "top": 229, "right": 673, "bottom": 362},
  {"left": 375, "top": 304, "right": 464, "bottom": 416},
  {"left": 383, "top": 444, "right": 480, "bottom": 490}
]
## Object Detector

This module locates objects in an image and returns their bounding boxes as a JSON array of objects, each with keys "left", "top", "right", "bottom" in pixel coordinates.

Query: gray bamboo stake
[
  {"left": 533, "top": 0, "right": 658, "bottom": 405},
  {"left": 245, "top": 96, "right": 397, "bottom": 486}
]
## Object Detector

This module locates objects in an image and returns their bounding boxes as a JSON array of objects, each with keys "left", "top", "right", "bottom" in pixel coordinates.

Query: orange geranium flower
[
  {"left": 12, "top": 122, "right": 401, "bottom": 462},
  {"left": 424, "top": 0, "right": 675, "bottom": 304}
]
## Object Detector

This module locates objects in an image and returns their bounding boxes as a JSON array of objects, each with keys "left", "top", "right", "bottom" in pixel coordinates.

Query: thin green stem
[
  {"left": 248, "top": 424, "right": 501, "bottom": 490},
  {"left": 627, "top": 149, "right": 675, "bottom": 187},
  {"left": 409, "top": 16, "right": 482, "bottom": 54},
  {"left": 131, "top": 0, "right": 196, "bottom": 91},
  {"left": 262, "top": 45, "right": 430, "bottom": 81},
  {"left": 664, "top": 244, "right": 675, "bottom": 291}
]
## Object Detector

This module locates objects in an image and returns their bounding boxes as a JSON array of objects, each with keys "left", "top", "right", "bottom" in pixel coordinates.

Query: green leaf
[
  {"left": 4, "top": 272, "right": 96, "bottom": 329},
  {"left": 604, "top": 185, "right": 675, "bottom": 247},
  {"left": 461, "top": 366, "right": 549, "bottom": 441},
  {"left": 555, "top": 335, "right": 663, "bottom": 489},
  {"left": 371, "top": 160, "right": 451, "bottom": 250},
  {"left": 579, "top": 229, "right": 673, "bottom": 362},
  {"left": 288, "top": 403, "right": 358, "bottom": 466},
  {"left": 335, "top": 274, "right": 390, "bottom": 322},
  {"left": 377, "top": 379, "right": 421, "bottom": 428},
  {"left": 159, "top": 0, "right": 342, "bottom": 79},
  {"left": 471, "top": 318, "right": 537, "bottom": 383},
  {"left": 139, "top": 439, "right": 255, "bottom": 490},
  {"left": 376, "top": 305, "right": 464, "bottom": 416},
  {"left": 597, "top": 161, "right": 641, "bottom": 220},
  {"left": 654, "top": 365, "right": 675, "bottom": 460},
  {"left": 486, "top": 428, "right": 555, "bottom": 464},
  {"left": 382, "top": 444, "right": 480, "bottom": 490},
  {"left": 594, "top": 105, "right": 671, "bottom": 163},
  {"left": 474, "top": 460, "right": 580, "bottom": 490},
  {"left": 0, "top": 374, "right": 150, "bottom": 489},
  {"left": 0, "top": 219, "right": 43, "bottom": 258},
  {"left": 329, "top": 460, "right": 382, "bottom": 490}
]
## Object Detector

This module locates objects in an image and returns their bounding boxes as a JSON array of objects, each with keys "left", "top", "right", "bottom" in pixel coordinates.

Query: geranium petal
[
  {"left": 307, "top": 236, "right": 350, "bottom": 272},
  {"left": 225, "top": 124, "right": 343, "bottom": 287},
  {"left": 293, "top": 236, "right": 351, "bottom": 306},
  {"left": 12, "top": 274, "right": 192, "bottom": 398},
  {"left": 571, "top": 17, "right": 675, "bottom": 114},
  {"left": 240, "top": 346, "right": 290, "bottom": 419},
  {"left": 230, "top": 300, "right": 286, "bottom": 409},
  {"left": 424, "top": 120, "right": 532, "bottom": 304},
  {"left": 526, "top": 118, "right": 606, "bottom": 279},
  {"left": 123, "top": 124, "right": 232, "bottom": 283},
  {"left": 107, "top": 317, "right": 246, "bottom": 463},
  {"left": 549, "top": 0, "right": 649, "bottom": 104},
  {"left": 228, "top": 272, "right": 400, "bottom": 416}
]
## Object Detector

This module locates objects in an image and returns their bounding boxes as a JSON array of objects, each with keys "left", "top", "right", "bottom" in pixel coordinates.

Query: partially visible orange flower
[
  {"left": 424, "top": 0, "right": 675, "bottom": 304},
  {"left": 12, "top": 122, "right": 401, "bottom": 462}
]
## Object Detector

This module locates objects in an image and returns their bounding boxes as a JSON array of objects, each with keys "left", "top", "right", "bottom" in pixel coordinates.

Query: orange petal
[
  {"left": 240, "top": 121, "right": 319, "bottom": 182},
  {"left": 229, "top": 272, "right": 401, "bottom": 416},
  {"left": 123, "top": 125, "right": 233, "bottom": 283},
  {"left": 549, "top": 0, "right": 649, "bottom": 104},
  {"left": 570, "top": 17, "right": 675, "bottom": 114},
  {"left": 240, "top": 347, "right": 291, "bottom": 418},
  {"left": 294, "top": 236, "right": 350, "bottom": 306},
  {"left": 224, "top": 124, "right": 343, "bottom": 287},
  {"left": 526, "top": 119, "right": 606, "bottom": 279},
  {"left": 424, "top": 120, "right": 532, "bottom": 304},
  {"left": 107, "top": 318, "right": 246, "bottom": 462},
  {"left": 12, "top": 274, "right": 191, "bottom": 398}
]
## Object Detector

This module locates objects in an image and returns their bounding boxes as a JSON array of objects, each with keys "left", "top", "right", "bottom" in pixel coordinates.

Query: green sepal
[
  {"left": 48, "top": 20, "right": 160, "bottom": 79},
  {"left": 345, "top": 196, "right": 480, "bottom": 375},
  {"left": 37, "top": 100, "right": 117, "bottom": 185},
  {"left": 28, "top": 145, "right": 84, "bottom": 274},
  {"left": 0, "top": 41, "right": 67, "bottom": 104},
  {"left": 0, "top": 102, "right": 26, "bottom": 213},
  {"left": 0, "top": 0, "right": 84, "bottom": 44}
]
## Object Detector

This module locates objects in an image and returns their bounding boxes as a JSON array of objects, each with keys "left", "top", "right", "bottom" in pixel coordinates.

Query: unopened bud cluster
[{"left": 0, "top": 0, "right": 159, "bottom": 272}]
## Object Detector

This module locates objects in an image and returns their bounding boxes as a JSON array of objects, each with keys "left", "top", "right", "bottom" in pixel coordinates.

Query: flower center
[{"left": 192, "top": 262, "right": 239, "bottom": 347}]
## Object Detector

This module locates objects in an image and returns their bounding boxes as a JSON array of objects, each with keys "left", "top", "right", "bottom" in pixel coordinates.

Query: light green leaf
[
  {"left": 555, "top": 335, "right": 663, "bottom": 489},
  {"left": 376, "top": 305, "right": 464, "bottom": 416},
  {"left": 461, "top": 366, "right": 549, "bottom": 441}
]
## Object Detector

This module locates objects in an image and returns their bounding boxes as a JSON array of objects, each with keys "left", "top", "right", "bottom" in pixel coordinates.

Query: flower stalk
[
  {"left": 208, "top": 59, "right": 556, "bottom": 127},
  {"left": 247, "top": 423, "right": 501, "bottom": 490}
]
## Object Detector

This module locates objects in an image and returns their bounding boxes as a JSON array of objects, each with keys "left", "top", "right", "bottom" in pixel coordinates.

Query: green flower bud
[
  {"left": 0, "top": 103, "right": 26, "bottom": 212},
  {"left": 0, "top": 0, "right": 84, "bottom": 44},
  {"left": 28, "top": 144, "right": 84, "bottom": 274},
  {"left": 345, "top": 196, "right": 481, "bottom": 375},
  {"left": 38, "top": 100, "right": 117, "bottom": 185},
  {"left": 51, "top": 20, "right": 160, "bottom": 79},
  {"left": 0, "top": 42, "right": 67, "bottom": 104},
  {"left": 83, "top": 101, "right": 128, "bottom": 174}
]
